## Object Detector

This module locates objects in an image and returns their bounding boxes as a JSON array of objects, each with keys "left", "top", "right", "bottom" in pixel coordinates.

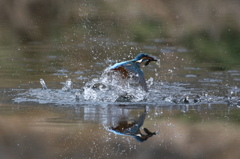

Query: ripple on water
[{"left": 12, "top": 70, "right": 240, "bottom": 106}]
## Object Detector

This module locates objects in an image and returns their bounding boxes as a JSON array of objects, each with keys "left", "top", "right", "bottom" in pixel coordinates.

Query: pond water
[
  {"left": 1, "top": 39, "right": 240, "bottom": 159},
  {"left": 0, "top": 1, "right": 240, "bottom": 158}
]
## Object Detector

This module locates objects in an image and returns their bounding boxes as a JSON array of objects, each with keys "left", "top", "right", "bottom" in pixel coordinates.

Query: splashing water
[
  {"left": 14, "top": 69, "right": 150, "bottom": 105},
  {"left": 62, "top": 79, "right": 72, "bottom": 91},
  {"left": 82, "top": 69, "right": 147, "bottom": 102},
  {"left": 40, "top": 78, "right": 47, "bottom": 90},
  {"left": 13, "top": 68, "right": 240, "bottom": 106}
]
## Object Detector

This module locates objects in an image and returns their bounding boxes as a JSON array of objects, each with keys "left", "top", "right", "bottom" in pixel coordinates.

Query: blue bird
[
  {"left": 105, "top": 110, "right": 156, "bottom": 142},
  {"left": 108, "top": 53, "right": 157, "bottom": 92}
]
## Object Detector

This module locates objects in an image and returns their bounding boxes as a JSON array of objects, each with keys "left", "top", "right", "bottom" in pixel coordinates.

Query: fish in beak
[{"left": 144, "top": 55, "right": 157, "bottom": 66}]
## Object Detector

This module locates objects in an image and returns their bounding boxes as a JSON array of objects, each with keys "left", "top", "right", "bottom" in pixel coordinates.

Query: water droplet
[
  {"left": 40, "top": 79, "right": 47, "bottom": 90},
  {"left": 168, "top": 69, "right": 173, "bottom": 73},
  {"left": 147, "top": 77, "right": 154, "bottom": 86},
  {"left": 75, "top": 92, "right": 80, "bottom": 101},
  {"left": 62, "top": 79, "right": 72, "bottom": 91}
]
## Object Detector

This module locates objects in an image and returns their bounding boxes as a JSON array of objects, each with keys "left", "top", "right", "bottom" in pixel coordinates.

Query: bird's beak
[
  {"left": 144, "top": 55, "right": 157, "bottom": 66},
  {"left": 147, "top": 55, "right": 157, "bottom": 61}
]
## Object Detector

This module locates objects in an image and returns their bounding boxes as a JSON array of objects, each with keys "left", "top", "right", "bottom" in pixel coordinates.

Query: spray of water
[
  {"left": 14, "top": 68, "right": 149, "bottom": 105},
  {"left": 82, "top": 69, "right": 147, "bottom": 102},
  {"left": 62, "top": 79, "right": 72, "bottom": 91},
  {"left": 14, "top": 67, "right": 239, "bottom": 106},
  {"left": 40, "top": 78, "right": 47, "bottom": 90}
]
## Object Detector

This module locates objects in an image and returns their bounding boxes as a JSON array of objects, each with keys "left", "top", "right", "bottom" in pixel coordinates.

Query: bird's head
[{"left": 134, "top": 53, "right": 157, "bottom": 66}]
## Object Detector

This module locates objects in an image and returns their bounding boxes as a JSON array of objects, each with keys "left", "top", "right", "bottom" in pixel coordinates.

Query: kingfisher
[
  {"left": 105, "top": 110, "right": 157, "bottom": 142},
  {"left": 108, "top": 53, "right": 157, "bottom": 92}
]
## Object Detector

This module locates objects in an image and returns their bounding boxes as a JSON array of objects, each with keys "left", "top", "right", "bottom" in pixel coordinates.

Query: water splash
[
  {"left": 75, "top": 92, "right": 81, "bottom": 101},
  {"left": 62, "top": 79, "right": 72, "bottom": 91},
  {"left": 14, "top": 69, "right": 149, "bottom": 104},
  {"left": 82, "top": 69, "right": 147, "bottom": 102},
  {"left": 40, "top": 79, "right": 47, "bottom": 90},
  {"left": 13, "top": 72, "right": 240, "bottom": 106}
]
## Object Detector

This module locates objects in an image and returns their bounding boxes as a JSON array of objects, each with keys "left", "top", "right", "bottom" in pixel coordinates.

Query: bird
[
  {"left": 108, "top": 53, "right": 157, "bottom": 92},
  {"left": 105, "top": 110, "right": 156, "bottom": 142}
]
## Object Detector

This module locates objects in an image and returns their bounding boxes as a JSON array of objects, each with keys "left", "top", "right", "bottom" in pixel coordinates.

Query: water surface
[
  {"left": 1, "top": 40, "right": 240, "bottom": 159},
  {"left": 0, "top": 1, "right": 240, "bottom": 158}
]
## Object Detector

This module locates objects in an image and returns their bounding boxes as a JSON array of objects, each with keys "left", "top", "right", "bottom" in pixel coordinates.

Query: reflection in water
[
  {"left": 105, "top": 109, "right": 156, "bottom": 142},
  {"left": 1, "top": 103, "right": 240, "bottom": 159},
  {"left": 0, "top": 1, "right": 240, "bottom": 158}
]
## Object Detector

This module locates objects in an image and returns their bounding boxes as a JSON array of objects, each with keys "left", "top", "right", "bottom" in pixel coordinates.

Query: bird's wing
[
  {"left": 122, "top": 63, "right": 148, "bottom": 92},
  {"left": 108, "top": 61, "right": 125, "bottom": 70}
]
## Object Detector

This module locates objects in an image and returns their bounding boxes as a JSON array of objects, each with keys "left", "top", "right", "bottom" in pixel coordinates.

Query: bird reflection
[{"left": 105, "top": 110, "right": 156, "bottom": 142}]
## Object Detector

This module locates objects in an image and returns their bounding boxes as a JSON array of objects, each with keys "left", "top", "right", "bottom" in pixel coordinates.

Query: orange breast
[{"left": 112, "top": 67, "right": 129, "bottom": 79}]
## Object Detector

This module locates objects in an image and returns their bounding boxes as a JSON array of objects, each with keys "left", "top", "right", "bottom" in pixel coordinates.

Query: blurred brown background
[{"left": 1, "top": 0, "right": 240, "bottom": 64}]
